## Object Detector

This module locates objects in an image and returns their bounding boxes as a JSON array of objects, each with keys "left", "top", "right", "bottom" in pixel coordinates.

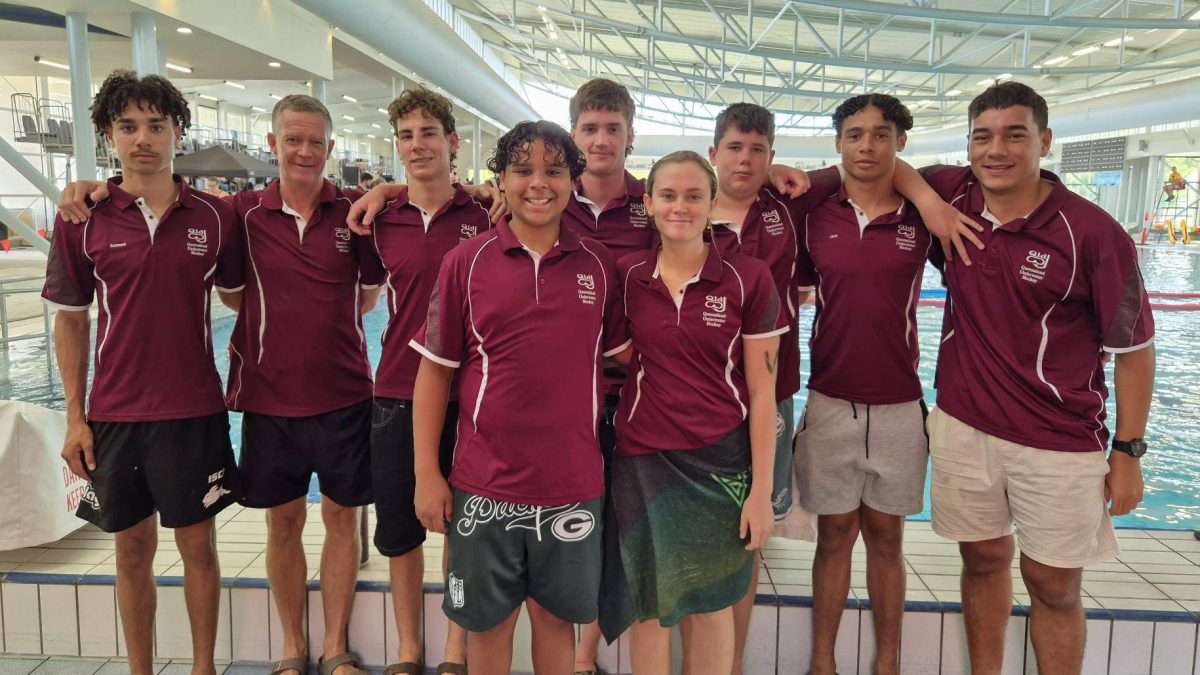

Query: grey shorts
[
  {"left": 444, "top": 489, "right": 603, "bottom": 632},
  {"left": 772, "top": 398, "right": 795, "bottom": 520},
  {"left": 794, "top": 391, "right": 929, "bottom": 516}
]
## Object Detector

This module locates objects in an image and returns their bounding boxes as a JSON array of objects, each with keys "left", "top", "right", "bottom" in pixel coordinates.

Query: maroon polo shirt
[
  {"left": 362, "top": 186, "right": 493, "bottom": 400},
  {"left": 797, "top": 185, "right": 931, "bottom": 404},
  {"left": 615, "top": 247, "right": 787, "bottom": 457},
  {"left": 711, "top": 187, "right": 803, "bottom": 401},
  {"left": 562, "top": 172, "right": 653, "bottom": 397},
  {"left": 921, "top": 166, "right": 1155, "bottom": 452},
  {"left": 42, "top": 176, "right": 242, "bottom": 422},
  {"left": 411, "top": 218, "right": 630, "bottom": 505},
  {"left": 225, "top": 180, "right": 386, "bottom": 417}
]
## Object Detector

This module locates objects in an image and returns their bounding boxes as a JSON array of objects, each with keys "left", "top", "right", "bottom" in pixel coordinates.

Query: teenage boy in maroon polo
[
  {"left": 44, "top": 69, "right": 243, "bottom": 675},
  {"left": 791, "top": 94, "right": 932, "bottom": 675},
  {"left": 905, "top": 82, "right": 1155, "bottom": 674},
  {"left": 357, "top": 87, "right": 489, "bottom": 674},
  {"left": 411, "top": 121, "right": 629, "bottom": 675},
  {"left": 224, "top": 94, "right": 385, "bottom": 675}
]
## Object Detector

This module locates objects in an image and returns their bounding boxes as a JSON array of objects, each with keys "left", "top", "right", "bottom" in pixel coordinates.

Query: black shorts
[
  {"left": 370, "top": 397, "right": 460, "bottom": 557},
  {"left": 444, "top": 489, "right": 603, "bottom": 632},
  {"left": 80, "top": 412, "right": 243, "bottom": 532},
  {"left": 239, "top": 400, "right": 373, "bottom": 509}
]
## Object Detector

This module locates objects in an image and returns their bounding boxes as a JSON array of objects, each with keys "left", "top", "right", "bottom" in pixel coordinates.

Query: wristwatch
[{"left": 1112, "top": 438, "right": 1147, "bottom": 458}]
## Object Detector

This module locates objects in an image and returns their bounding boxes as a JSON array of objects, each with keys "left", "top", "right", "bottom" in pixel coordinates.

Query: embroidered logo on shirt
[
  {"left": 577, "top": 273, "right": 597, "bottom": 305},
  {"left": 628, "top": 201, "right": 649, "bottom": 228},
  {"left": 761, "top": 209, "right": 785, "bottom": 236},
  {"left": 186, "top": 228, "right": 209, "bottom": 256},
  {"left": 109, "top": 242, "right": 127, "bottom": 249},
  {"left": 1020, "top": 250, "right": 1052, "bottom": 283},
  {"left": 334, "top": 226, "right": 352, "bottom": 253},
  {"left": 895, "top": 224, "right": 918, "bottom": 252},
  {"left": 703, "top": 295, "right": 728, "bottom": 327},
  {"left": 460, "top": 223, "right": 479, "bottom": 241},
  {"left": 448, "top": 573, "right": 465, "bottom": 608}
]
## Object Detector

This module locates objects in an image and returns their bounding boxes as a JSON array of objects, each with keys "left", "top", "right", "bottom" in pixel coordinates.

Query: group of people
[{"left": 46, "top": 66, "right": 1153, "bottom": 675}]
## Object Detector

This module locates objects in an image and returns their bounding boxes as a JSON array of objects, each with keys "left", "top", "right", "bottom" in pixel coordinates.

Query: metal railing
[{"left": 0, "top": 275, "right": 55, "bottom": 377}]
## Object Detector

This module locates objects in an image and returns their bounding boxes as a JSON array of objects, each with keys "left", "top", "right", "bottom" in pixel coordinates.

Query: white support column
[
  {"left": 311, "top": 79, "right": 328, "bottom": 105},
  {"left": 216, "top": 101, "right": 228, "bottom": 137},
  {"left": 130, "top": 13, "right": 159, "bottom": 77},
  {"left": 65, "top": 12, "right": 97, "bottom": 181},
  {"left": 156, "top": 39, "right": 167, "bottom": 76}
]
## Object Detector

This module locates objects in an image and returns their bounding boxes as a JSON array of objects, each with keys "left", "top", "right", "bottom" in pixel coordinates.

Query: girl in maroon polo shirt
[{"left": 598, "top": 151, "right": 785, "bottom": 673}]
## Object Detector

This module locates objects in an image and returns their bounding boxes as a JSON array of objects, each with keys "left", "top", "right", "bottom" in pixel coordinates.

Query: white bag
[{"left": 0, "top": 400, "right": 85, "bottom": 550}]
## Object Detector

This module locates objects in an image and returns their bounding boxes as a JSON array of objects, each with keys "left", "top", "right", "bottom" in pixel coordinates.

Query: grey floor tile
[
  {"left": 29, "top": 658, "right": 107, "bottom": 675},
  {"left": 0, "top": 657, "right": 48, "bottom": 675}
]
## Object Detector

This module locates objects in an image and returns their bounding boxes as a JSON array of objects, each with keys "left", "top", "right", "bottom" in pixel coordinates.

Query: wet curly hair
[
  {"left": 831, "top": 93, "right": 913, "bottom": 138},
  {"left": 90, "top": 69, "right": 190, "bottom": 135},
  {"left": 486, "top": 120, "right": 586, "bottom": 181}
]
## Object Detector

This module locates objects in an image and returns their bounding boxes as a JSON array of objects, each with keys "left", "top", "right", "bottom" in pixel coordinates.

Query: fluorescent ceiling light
[
  {"left": 224, "top": 80, "right": 246, "bottom": 89},
  {"left": 996, "top": 73, "right": 1012, "bottom": 80},
  {"left": 1044, "top": 56, "right": 1070, "bottom": 65},
  {"left": 342, "top": 128, "right": 352, "bottom": 133},
  {"left": 33, "top": 57, "right": 70, "bottom": 71},
  {"left": 377, "top": 107, "right": 388, "bottom": 114},
  {"left": 176, "top": 27, "right": 192, "bottom": 34},
  {"left": 366, "top": 134, "right": 377, "bottom": 139},
  {"left": 1104, "top": 36, "right": 1134, "bottom": 46},
  {"left": 1190, "top": 9, "right": 1200, "bottom": 20},
  {"left": 165, "top": 62, "right": 193, "bottom": 74},
  {"left": 342, "top": 94, "right": 357, "bottom": 103},
  {"left": 199, "top": 94, "right": 220, "bottom": 102},
  {"left": 1072, "top": 45, "right": 1100, "bottom": 56},
  {"left": 269, "top": 93, "right": 283, "bottom": 100},
  {"left": 250, "top": 106, "right": 267, "bottom": 113},
  {"left": 944, "top": 89, "right": 962, "bottom": 96},
  {"left": 370, "top": 123, "right": 382, "bottom": 129},
  {"left": 342, "top": 114, "right": 355, "bottom": 121},
  {"left": 976, "top": 78, "right": 995, "bottom": 86}
]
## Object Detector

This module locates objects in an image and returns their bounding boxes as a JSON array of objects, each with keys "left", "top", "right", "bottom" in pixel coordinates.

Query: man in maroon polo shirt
[
  {"left": 411, "top": 121, "right": 630, "bottom": 675},
  {"left": 44, "top": 70, "right": 243, "bottom": 675},
  {"left": 356, "top": 87, "right": 490, "bottom": 675},
  {"left": 790, "top": 94, "right": 932, "bottom": 675},
  {"left": 906, "top": 82, "right": 1155, "bottom": 674},
  {"left": 224, "top": 94, "right": 385, "bottom": 675}
]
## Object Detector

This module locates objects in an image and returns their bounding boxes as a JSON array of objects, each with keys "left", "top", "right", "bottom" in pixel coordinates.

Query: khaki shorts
[
  {"left": 794, "top": 390, "right": 929, "bottom": 517},
  {"left": 928, "top": 407, "right": 1119, "bottom": 569}
]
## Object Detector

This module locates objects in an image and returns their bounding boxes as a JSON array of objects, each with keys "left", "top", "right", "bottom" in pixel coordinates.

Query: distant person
[
  {"left": 44, "top": 69, "right": 244, "bottom": 675},
  {"left": 203, "top": 175, "right": 229, "bottom": 198},
  {"left": 358, "top": 171, "right": 376, "bottom": 191},
  {"left": 1164, "top": 166, "right": 1185, "bottom": 201}
]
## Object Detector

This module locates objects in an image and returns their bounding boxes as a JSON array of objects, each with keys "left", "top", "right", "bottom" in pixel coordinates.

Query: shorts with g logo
[{"left": 443, "top": 489, "right": 603, "bottom": 632}]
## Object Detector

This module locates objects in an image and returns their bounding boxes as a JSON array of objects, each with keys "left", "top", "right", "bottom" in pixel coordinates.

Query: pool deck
[{"left": 4, "top": 505, "right": 1200, "bottom": 674}]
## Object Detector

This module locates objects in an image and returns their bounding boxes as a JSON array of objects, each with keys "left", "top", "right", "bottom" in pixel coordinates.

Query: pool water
[{"left": 2, "top": 247, "right": 1197, "bottom": 527}]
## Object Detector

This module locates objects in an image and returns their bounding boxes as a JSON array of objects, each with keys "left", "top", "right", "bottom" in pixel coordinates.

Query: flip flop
[
  {"left": 318, "top": 652, "right": 369, "bottom": 675},
  {"left": 270, "top": 656, "right": 308, "bottom": 675},
  {"left": 436, "top": 662, "right": 468, "bottom": 675}
]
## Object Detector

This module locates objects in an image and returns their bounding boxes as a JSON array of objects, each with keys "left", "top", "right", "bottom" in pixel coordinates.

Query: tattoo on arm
[{"left": 764, "top": 349, "right": 778, "bottom": 375}]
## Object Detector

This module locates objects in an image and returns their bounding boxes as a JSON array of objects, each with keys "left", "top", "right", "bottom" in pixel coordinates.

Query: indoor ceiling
[{"left": 451, "top": 0, "right": 1200, "bottom": 133}]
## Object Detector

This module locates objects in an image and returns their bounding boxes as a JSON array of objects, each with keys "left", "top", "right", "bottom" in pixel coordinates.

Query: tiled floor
[
  {"left": 5, "top": 504, "right": 1200, "bottom": 616},
  {"left": 5, "top": 506, "right": 1200, "bottom": 674}
]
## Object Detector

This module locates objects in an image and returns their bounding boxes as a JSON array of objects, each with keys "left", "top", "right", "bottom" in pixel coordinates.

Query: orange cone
[
  {"left": 1, "top": 239, "right": 10, "bottom": 252},
  {"left": 37, "top": 228, "right": 46, "bottom": 238}
]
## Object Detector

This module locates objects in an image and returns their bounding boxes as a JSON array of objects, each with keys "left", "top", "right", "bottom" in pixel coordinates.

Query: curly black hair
[
  {"left": 486, "top": 120, "right": 586, "bottom": 181},
  {"left": 714, "top": 103, "right": 775, "bottom": 148},
  {"left": 831, "top": 93, "right": 912, "bottom": 138},
  {"left": 90, "top": 69, "right": 190, "bottom": 135}
]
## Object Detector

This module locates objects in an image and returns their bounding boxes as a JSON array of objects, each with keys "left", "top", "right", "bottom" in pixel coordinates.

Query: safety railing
[{"left": 0, "top": 275, "right": 55, "bottom": 376}]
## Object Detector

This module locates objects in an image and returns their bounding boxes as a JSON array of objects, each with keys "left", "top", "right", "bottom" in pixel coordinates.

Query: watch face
[{"left": 1130, "top": 440, "right": 1148, "bottom": 457}]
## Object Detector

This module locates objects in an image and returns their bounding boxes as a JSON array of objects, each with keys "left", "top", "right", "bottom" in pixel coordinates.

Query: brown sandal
[
  {"left": 270, "top": 656, "right": 309, "bottom": 675},
  {"left": 384, "top": 663, "right": 423, "bottom": 675},
  {"left": 318, "top": 652, "right": 368, "bottom": 675},
  {"left": 437, "top": 663, "right": 468, "bottom": 675}
]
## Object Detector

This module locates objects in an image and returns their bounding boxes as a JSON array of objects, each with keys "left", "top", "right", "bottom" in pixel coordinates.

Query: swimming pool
[{"left": 1, "top": 246, "right": 1196, "bottom": 527}]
